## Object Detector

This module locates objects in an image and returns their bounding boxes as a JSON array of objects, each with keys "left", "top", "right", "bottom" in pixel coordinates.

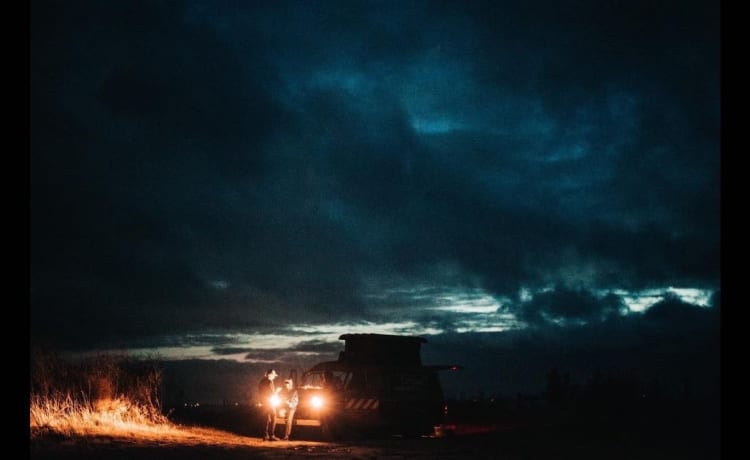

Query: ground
[
  {"left": 30, "top": 399, "right": 720, "bottom": 459},
  {"left": 30, "top": 421, "right": 717, "bottom": 460}
]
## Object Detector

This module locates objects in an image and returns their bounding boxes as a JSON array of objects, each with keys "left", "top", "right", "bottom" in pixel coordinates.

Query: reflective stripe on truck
[{"left": 346, "top": 398, "right": 380, "bottom": 409}]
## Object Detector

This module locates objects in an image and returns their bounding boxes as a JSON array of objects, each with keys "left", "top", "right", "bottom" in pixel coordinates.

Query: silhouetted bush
[{"left": 30, "top": 347, "right": 163, "bottom": 409}]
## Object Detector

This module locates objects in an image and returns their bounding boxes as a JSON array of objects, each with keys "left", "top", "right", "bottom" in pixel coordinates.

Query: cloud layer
[{"left": 31, "top": 0, "right": 719, "bottom": 399}]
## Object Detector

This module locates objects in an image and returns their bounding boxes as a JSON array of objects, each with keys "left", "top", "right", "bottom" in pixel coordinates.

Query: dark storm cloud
[
  {"left": 31, "top": 0, "right": 719, "bottom": 350},
  {"left": 30, "top": 0, "right": 323, "bottom": 348},
  {"left": 515, "top": 286, "right": 625, "bottom": 326},
  {"left": 291, "top": 340, "right": 343, "bottom": 353},
  {"left": 210, "top": 339, "right": 339, "bottom": 357},
  {"left": 426, "top": 298, "right": 719, "bottom": 399},
  {"left": 211, "top": 347, "right": 255, "bottom": 356},
  {"left": 408, "top": 0, "right": 720, "bottom": 292},
  {"left": 242, "top": 348, "right": 336, "bottom": 368},
  {"left": 642, "top": 293, "right": 718, "bottom": 334}
]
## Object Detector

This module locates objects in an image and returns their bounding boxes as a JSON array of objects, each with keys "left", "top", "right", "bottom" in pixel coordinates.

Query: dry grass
[
  {"left": 29, "top": 392, "right": 332, "bottom": 451},
  {"left": 30, "top": 393, "right": 177, "bottom": 439},
  {"left": 29, "top": 348, "right": 180, "bottom": 440},
  {"left": 28, "top": 349, "right": 332, "bottom": 450}
]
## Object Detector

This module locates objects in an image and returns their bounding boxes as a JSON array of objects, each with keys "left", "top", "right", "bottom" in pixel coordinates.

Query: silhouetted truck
[{"left": 279, "top": 333, "right": 459, "bottom": 437}]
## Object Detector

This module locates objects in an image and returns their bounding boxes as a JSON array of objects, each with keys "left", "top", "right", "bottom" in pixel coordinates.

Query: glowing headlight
[
  {"left": 310, "top": 395, "right": 324, "bottom": 409},
  {"left": 270, "top": 394, "right": 281, "bottom": 408}
]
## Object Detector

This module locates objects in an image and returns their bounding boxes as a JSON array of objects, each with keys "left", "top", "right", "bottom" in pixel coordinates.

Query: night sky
[{"left": 31, "top": 0, "right": 720, "bottom": 402}]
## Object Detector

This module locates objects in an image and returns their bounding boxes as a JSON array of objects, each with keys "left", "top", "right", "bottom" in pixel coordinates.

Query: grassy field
[{"left": 29, "top": 350, "right": 719, "bottom": 459}]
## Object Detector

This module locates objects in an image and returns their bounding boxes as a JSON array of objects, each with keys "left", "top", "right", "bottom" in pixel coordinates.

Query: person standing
[
  {"left": 280, "top": 378, "right": 299, "bottom": 440},
  {"left": 258, "top": 369, "right": 280, "bottom": 441}
]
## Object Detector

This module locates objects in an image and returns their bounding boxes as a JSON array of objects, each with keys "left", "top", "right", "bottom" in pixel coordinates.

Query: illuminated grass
[
  {"left": 30, "top": 393, "right": 180, "bottom": 439},
  {"left": 29, "top": 349, "right": 181, "bottom": 440},
  {"left": 29, "top": 393, "right": 329, "bottom": 447},
  {"left": 29, "top": 350, "right": 330, "bottom": 447}
]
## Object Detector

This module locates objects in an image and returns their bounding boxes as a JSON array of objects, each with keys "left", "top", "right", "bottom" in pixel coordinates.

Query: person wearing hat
[
  {"left": 280, "top": 378, "right": 299, "bottom": 440},
  {"left": 258, "top": 369, "right": 280, "bottom": 441}
]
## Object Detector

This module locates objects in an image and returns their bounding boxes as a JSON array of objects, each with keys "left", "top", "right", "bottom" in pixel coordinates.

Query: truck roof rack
[{"left": 337, "top": 333, "right": 426, "bottom": 366}]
